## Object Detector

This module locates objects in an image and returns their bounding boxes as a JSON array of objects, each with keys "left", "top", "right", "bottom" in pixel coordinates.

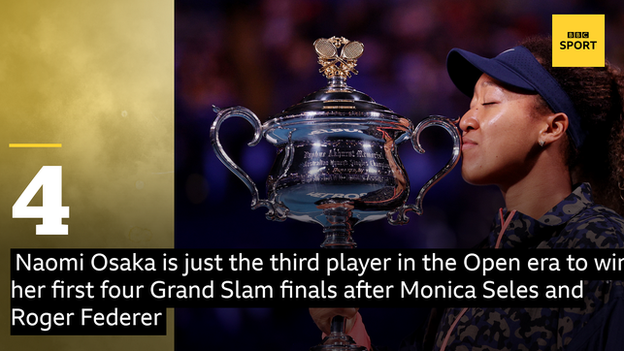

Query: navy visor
[{"left": 447, "top": 45, "right": 586, "bottom": 148}]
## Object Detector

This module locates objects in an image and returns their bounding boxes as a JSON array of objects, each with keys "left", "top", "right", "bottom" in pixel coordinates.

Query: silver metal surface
[{"left": 211, "top": 37, "right": 461, "bottom": 351}]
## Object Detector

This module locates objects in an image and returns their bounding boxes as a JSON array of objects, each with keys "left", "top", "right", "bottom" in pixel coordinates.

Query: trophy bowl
[{"left": 211, "top": 36, "right": 461, "bottom": 250}]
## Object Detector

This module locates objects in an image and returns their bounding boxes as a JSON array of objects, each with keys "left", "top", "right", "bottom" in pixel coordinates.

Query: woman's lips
[{"left": 461, "top": 137, "right": 477, "bottom": 151}]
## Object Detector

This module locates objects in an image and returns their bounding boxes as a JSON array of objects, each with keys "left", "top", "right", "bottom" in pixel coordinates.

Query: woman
[{"left": 310, "top": 37, "right": 624, "bottom": 350}]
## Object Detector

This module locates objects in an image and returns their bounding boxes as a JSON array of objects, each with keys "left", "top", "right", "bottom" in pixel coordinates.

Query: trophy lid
[{"left": 268, "top": 37, "right": 402, "bottom": 120}]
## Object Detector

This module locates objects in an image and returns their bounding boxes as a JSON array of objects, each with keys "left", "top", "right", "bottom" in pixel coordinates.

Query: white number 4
[{"left": 12, "top": 166, "right": 70, "bottom": 235}]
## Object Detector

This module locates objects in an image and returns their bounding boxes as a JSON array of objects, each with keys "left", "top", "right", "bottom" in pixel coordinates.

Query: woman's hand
[{"left": 309, "top": 307, "right": 359, "bottom": 335}]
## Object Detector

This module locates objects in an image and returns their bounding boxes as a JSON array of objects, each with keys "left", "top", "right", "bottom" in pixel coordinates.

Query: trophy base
[
  {"left": 309, "top": 335, "right": 367, "bottom": 351},
  {"left": 309, "top": 316, "right": 368, "bottom": 351},
  {"left": 317, "top": 201, "right": 358, "bottom": 249}
]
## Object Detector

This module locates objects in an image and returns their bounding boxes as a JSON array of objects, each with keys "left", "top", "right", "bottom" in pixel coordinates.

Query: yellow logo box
[{"left": 552, "top": 14, "right": 605, "bottom": 67}]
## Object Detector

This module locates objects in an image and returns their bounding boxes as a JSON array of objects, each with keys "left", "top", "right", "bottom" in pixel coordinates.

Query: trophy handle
[
  {"left": 210, "top": 106, "right": 286, "bottom": 221},
  {"left": 387, "top": 115, "right": 462, "bottom": 225}
]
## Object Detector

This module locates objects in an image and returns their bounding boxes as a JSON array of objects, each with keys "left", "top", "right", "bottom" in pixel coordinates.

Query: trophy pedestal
[
  {"left": 310, "top": 316, "right": 367, "bottom": 351},
  {"left": 319, "top": 202, "right": 357, "bottom": 249}
]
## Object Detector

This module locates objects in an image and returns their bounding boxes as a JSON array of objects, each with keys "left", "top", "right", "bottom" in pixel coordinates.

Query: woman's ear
[{"left": 539, "top": 112, "right": 569, "bottom": 146}]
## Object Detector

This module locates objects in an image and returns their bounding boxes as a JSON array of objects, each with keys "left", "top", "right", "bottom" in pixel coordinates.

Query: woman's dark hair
[{"left": 520, "top": 36, "right": 624, "bottom": 215}]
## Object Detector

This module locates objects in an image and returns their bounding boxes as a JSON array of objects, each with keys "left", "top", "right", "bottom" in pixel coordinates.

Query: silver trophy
[{"left": 211, "top": 37, "right": 461, "bottom": 350}]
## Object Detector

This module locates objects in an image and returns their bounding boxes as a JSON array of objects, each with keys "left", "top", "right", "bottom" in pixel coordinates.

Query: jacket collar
[{"left": 487, "top": 183, "right": 593, "bottom": 248}]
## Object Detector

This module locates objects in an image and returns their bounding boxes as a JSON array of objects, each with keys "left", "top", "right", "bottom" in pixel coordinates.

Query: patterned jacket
[{"left": 399, "top": 183, "right": 624, "bottom": 351}]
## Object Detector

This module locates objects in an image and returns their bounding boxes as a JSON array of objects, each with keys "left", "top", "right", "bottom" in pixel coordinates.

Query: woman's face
[{"left": 459, "top": 74, "right": 544, "bottom": 187}]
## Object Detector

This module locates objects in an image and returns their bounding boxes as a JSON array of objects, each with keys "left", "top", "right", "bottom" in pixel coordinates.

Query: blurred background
[{"left": 174, "top": 0, "right": 624, "bottom": 350}]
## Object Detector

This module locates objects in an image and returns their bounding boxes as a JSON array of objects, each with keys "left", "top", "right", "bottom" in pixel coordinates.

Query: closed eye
[{"left": 482, "top": 102, "right": 498, "bottom": 106}]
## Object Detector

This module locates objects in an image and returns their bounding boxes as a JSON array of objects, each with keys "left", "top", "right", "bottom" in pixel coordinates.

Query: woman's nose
[{"left": 459, "top": 108, "right": 478, "bottom": 133}]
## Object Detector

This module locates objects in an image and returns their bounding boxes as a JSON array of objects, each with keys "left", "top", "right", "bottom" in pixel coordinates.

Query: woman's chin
[{"left": 461, "top": 168, "right": 491, "bottom": 186}]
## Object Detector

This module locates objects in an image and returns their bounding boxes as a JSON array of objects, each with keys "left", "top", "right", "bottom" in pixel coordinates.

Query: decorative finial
[{"left": 314, "top": 37, "right": 364, "bottom": 79}]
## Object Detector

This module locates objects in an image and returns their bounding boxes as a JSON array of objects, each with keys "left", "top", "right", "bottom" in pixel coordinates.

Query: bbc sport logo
[
  {"left": 553, "top": 15, "right": 604, "bottom": 67},
  {"left": 560, "top": 31, "right": 597, "bottom": 50},
  {"left": 567, "top": 32, "right": 589, "bottom": 39}
]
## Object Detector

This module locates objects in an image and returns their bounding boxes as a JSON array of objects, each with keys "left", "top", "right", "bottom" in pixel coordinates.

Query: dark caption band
[{"left": 10, "top": 248, "right": 624, "bottom": 335}]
